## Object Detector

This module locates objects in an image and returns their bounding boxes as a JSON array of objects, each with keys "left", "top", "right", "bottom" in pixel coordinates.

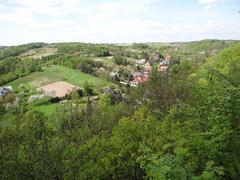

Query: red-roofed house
[{"left": 165, "top": 54, "right": 172, "bottom": 61}]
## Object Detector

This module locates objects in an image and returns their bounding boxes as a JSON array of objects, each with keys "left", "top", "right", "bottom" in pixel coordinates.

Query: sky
[{"left": 0, "top": 0, "right": 240, "bottom": 45}]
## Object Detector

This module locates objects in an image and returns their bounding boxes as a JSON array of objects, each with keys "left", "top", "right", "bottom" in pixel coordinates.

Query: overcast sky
[{"left": 0, "top": 0, "right": 240, "bottom": 45}]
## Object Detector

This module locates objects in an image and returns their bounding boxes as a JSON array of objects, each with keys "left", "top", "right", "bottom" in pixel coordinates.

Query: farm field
[{"left": 9, "top": 65, "right": 114, "bottom": 91}]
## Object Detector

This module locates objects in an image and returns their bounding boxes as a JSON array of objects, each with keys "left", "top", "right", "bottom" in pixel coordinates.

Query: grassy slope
[
  {"left": 8, "top": 65, "right": 114, "bottom": 116},
  {"left": 9, "top": 65, "right": 114, "bottom": 91},
  {"left": 31, "top": 103, "right": 61, "bottom": 117},
  {"left": 20, "top": 47, "right": 57, "bottom": 59}
]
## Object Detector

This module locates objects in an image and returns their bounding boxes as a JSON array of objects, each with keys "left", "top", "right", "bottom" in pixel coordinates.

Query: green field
[
  {"left": 94, "top": 56, "right": 114, "bottom": 65},
  {"left": 9, "top": 65, "right": 114, "bottom": 91},
  {"left": 31, "top": 103, "right": 61, "bottom": 117},
  {"left": 30, "top": 99, "right": 88, "bottom": 117}
]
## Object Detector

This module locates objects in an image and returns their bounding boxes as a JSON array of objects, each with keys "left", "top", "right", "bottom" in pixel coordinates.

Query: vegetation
[
  {"left": 0, "top": 43, "right": 45, "bottom": 60},
  {"left": 113, "top": 55, "right": 128, "bottom": 66},
  {"left": 0, "top": 41, "right": 240, "bottom": 179},
  {"left": 9, "top": 65, "right": 113, "bottom": 91}
]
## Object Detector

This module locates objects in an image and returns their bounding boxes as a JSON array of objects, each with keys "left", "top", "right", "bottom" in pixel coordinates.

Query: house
[
  {"left": 154, "top": 54, "right": 160, "bottom": 60},
  {"left": 90, "top": 96, "right": 100, "bottom": 101},
  {"left": 103, "top": 87, "right": 114, "bottom": 95},
  {"left": 158, "top": 64, "right": 169, "bottom": 72},
  {"left": 129, "top": 80, "right": 139, "bottom": 87},
  {"left": 129, "top": 73, "right": 148, "bottom": 87},
  {"left": 138, "top": 59, "right": 146, "bottom": 65},
  {"left": 0, "top": 86, "right": 13, "bottom": 101},
  {"left": 160, "top": 61, "right": 169, "bottom": 66},
  {"left": 133, "top": 71, "right": 143, "bottom": 77},
  {"left": 110, "top": 72, "right": 119, "bottom": 80},
  {"left": 165, "top": 54, "right": 172, "bottom": 61},
  {"left": 144, "top": 62, "right": 152, "bottom": 72},
  {"left": 28, "top": 94, "right": 45, "bottom": 103}
]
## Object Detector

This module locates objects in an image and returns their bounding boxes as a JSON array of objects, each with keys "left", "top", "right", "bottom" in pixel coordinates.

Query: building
[
  {"left": 0, "top": 86, "right": 13, "bottom": 101},
  {"left": 165, "top": 54, "right": 172, "bottom": 61},
  {"left": 138, "top": 59, "right": 146, "bottom": 65},
  {"left": 144, "top": 62, "right": 152, "bottom": 72},
  {"left": 158, "top": 64, "right": 169, "bottom": 72},
  {"left": 103, "top": 87, "right": 114, "bottom": 95},
  {"left": 133, "top": 71, "right": 143, "bottom": 78},
  {"left": 129, "top": 73, "right": 148, "bottom": 87}
]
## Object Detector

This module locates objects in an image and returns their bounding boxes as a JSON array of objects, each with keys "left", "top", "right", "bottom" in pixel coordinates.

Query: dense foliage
[
  {"left": 0, "top": 57, "right": 42, "bottom": 86},
  {"left": 57, "top": 43, "right": 111, "bottom": 57},
  {"left": 0, "top": 43, "right": 45, "bottom": 60}
]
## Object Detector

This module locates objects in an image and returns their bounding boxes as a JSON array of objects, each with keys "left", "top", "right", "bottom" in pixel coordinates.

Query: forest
[{"left": 0, "top": 41, "right": 240, "bottom": 179}]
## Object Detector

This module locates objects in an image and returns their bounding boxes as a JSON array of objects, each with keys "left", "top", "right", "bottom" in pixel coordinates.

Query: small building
[
  {"left": 129, "top": 80, "right": 139, "bottom": 87},
  {"left": 0, "top": 86, "right": 13, "bottom": 101},
  {"left": 165, "top": 54, "right": 172, "bottom": 61},
  {"left": 144, "top": 62, "right": 152, "bottom": 72},
  {"left": 160, "top": 61, "right": 169, "bottom": 66},
  {"left": 110, "top": 72, "right": 119, "bottom": 80},
  {"left": 28, "top": 94, "right": 45, "bottom": 103},
  {"left": 133, "top": 71, "right": 143, "bottom": 77},
  {"left": 138, "top": 59, "right": 146, "bottom": 65},
  {"left": 103, "top": 87, "right": 114, "bottom": 95},
  {"left": 158, "top": 65, "right": 169, "bottom": 72},
  {"left": 90, "top": 96, "right": 100, "bottom": 101},
  {"left": 129, "top": 74, "right": 148, "bottom": 87}
]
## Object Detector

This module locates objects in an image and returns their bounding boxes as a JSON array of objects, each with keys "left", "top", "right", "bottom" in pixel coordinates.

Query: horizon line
[{"left": 1, "top": 38, "right": 240, "bottom": 47}]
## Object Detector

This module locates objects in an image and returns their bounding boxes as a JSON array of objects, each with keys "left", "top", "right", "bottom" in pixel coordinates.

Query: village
[
  {"left": 0, "top": 52, "right": 175, "bottom": 110},
  {"left": 112, "top": 53, "right": 174, "bottom": 87}
]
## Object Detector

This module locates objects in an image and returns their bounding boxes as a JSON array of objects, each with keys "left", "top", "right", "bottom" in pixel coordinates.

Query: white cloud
[
  {"left": 198, "top": 0, "right": 229, "bottom": 10},
  {"left": 0, "top": 0, "right": 239, "bottom": 45}
]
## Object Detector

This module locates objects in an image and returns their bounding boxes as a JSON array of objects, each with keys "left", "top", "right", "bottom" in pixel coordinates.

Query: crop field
[{"left": 9, "top": 65, "right": 114, "bottom": 91}]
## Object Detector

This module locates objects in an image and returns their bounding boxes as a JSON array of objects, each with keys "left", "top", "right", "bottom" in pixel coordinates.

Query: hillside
[{"left": 0, "top": 41, "right": 240, "bottom": 179}]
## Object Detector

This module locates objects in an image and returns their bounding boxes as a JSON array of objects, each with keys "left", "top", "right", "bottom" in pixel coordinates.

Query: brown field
[{"left": 38, "top": 81, "right": 79, "bottom": 98}]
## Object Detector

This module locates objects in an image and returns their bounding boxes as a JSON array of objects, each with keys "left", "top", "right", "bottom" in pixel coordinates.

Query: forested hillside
[{"left": 0, "top": 42, "right": 240, "bottom": 179}]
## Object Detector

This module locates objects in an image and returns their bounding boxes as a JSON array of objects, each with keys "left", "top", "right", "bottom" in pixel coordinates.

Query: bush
[{"left": 113, "top": 55, "right": 128, "bottom": 66}]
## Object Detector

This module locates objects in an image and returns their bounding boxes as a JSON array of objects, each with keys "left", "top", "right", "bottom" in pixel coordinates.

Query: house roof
[
  {"left": 133, "top": 71, "right": 143, "bottom": 77},
  {"left": 0, "top": 86, "right": 13, "bottom": 94},
  {"left": 134, "top": 76, "right": 148, "bottom": 83},
  {"left": 165, "top": 54, "right": 172, "bottom": 61},
  {"left": 158, "top": 65, "right": 169, "bottom": 72},
  {"left": 103, "top": 87, "right": 114, "bottom": 94}
]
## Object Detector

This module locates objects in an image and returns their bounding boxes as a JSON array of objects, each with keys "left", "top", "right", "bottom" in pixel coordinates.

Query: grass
[
  {"left": 9, "top": 65, "right": 114, "bottom": 91},
  {"left": 8, "top": 65, "right": 114, "bottom": 117},
  {"left": 31, "top": 103, "right": 61, "bottom": 117},
  {"left": 20, "top": 47, "right": 57, "bottom": 59},
  {"left": 94, "top": 56, "right": 114, "bottom": 65},
  {"left": 30, "top": 99, "right": 87, "bottom": 117}
]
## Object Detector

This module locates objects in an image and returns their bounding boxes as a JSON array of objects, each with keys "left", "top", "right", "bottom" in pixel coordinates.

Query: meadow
[{"left": 9, "top": 65, "right": 114, "bottom": 91}]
